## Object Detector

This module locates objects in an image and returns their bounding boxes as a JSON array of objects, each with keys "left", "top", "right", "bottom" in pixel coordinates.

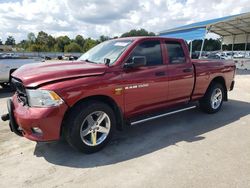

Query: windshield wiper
[
  {"left": 79, "top": 59, "right": 104, "bottom": 65},
  {"left": 82, "top": 59, "right": 97, "bottom": 64}
]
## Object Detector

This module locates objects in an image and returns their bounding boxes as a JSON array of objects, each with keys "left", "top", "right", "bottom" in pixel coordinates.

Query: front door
[{"left": 122, "top": 40, "right": 168, "bottom": 118}]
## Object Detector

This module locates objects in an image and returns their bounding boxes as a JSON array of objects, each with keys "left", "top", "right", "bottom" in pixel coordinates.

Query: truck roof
[{"left": 113, "top": 36, "right": 184, "bottom": 42}]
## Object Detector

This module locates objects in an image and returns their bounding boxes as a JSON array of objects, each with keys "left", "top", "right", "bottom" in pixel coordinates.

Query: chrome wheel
[
  {"left": 211, "top": 88, "right": 223, "bottom": 109},
  {"left": 80, "top": 111, "right": 111, "bottom": 146}
]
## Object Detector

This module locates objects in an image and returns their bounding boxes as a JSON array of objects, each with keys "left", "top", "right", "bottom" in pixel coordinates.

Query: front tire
[
  {"left": 199, "top": 83, "right": 225, "bottom": 114},
  {"left": 64, "top": 100, "right": 116, "bottom": 153}
]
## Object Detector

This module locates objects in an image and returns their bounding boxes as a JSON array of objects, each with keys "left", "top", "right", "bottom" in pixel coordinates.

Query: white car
[
  {"left": 216, "top": 52, "right": 232, "bottom": 60},
  {"left": 233, "top": 52, "right": 245, "bottom": 58}
]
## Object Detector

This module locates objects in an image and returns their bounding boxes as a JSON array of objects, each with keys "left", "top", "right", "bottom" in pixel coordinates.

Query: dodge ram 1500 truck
[{"left": 1, "top": 37, "right": 235, "bottom": 153}]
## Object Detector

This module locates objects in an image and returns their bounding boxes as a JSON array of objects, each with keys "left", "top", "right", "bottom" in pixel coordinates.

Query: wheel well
[
  {"left": 209, "top": 76, "right": 228, "bottom": 101},
  {"left": 61, "top": 95, "right": 124, "bottom": 136}
]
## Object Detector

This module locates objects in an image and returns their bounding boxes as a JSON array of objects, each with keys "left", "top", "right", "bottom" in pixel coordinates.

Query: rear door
[
  {"left": 164, "top": 40, "right": 194, "bottom": 105},
  {"left": 122, "top": 39, "right": 168, "bottom": 117}
]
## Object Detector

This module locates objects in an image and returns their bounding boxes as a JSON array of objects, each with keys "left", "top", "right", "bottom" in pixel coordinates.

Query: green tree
[
  {"left": 204, "top": 39, "right": 221, "bottom": 51},
  {"left": 83, "top": 38, "right": 98, "bottom": 52},
  {"left": 55, "top": 36, "right": 71, "bottom": 52},
  {"left": 47, "top": 35, "right": 56, "bottom": 51},
  {"left": 99, "top": 35, "right": 109, "bottom": 42},
  {"left": 64, "top": 42, "right": 82, "bottom": 52},
  {"left": 17, "top": 40, "right": 29, "bottom": 50},
  {"left": 191, "top": 40, "right": 202, "bottom": 52},
  {"left": 121, "top": 29, "right": 155, "bottom": 37},
  {"left": 0, "top": 39, "right": 2, "bottom": 45},
  {"left": 190, "top": 39, "right": 222, "bottom": 52},
  {"left": 29, "top": 44, "right": 47, "bottom": 52},
  {"left": 36, "top": 31, "right": 49, "bottom": 45},
  {"left": 75, "top": 35, "right": 85, "bottom": 47},
  {"left": 27, "top": 32, "right": 36, "bottom": 44},
  {"left": 5, "top": 36, "right": 15, "bottom": 45},
  {"left": 35, "top": 31, "right": 50, "bottom": 51}
]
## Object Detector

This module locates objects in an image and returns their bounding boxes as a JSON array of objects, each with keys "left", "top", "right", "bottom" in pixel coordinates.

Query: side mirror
[{"left": 124, "top": 56, "right": 146, "bottom": 68}]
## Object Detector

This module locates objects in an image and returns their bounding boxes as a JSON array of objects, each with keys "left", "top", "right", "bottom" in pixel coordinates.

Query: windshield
[{"left": 78, "top": 40, "right": 133, "bottom": 64}]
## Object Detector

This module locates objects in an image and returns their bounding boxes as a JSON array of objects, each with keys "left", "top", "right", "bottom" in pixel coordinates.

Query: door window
[
  {"left": 165, "top": 42, "right": 185, "bottom": 64},
  {"left": 128, "top": 40, "right": 163, "bottom": 66}
]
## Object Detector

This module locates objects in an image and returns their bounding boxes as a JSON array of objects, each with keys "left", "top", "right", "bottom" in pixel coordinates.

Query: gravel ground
[{"left": 0, "top": 70, "right": 250, "bottom": 188}]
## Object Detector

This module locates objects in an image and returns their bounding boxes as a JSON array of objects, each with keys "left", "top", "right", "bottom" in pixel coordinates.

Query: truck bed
[{"left": 191, "top": 59, "right": 235, "bottom": 101}]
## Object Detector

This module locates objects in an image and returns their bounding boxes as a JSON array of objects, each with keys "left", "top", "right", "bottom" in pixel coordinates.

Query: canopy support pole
[
  {"left": 199, "top": 38, "right": 205, "bottom": 59},
  {"left": 190, "top": 40, "right": 193, "bottom": 57},
  {"left": 220, "top": 37, "right": 224, "bottom": 59},
  {"left": 199, "top": 27, "right": 209, "bottom": 59},
  {"left": 231, "top": 35, "right": 235, "bottom": 59},
  {"left": 244, "top": 33, "right": 249, "bottom": 58}
]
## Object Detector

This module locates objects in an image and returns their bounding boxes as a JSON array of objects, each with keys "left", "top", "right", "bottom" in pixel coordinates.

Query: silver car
[{"left": 0, "top": 58, "right": 41, "bottom": 88}]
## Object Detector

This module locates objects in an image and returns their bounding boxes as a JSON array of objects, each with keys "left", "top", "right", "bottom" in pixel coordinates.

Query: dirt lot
[{"left": 0, "top": 71, "right": 250, "bottom": 188}]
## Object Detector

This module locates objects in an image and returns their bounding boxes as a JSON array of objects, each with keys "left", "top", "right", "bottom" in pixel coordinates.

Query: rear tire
[
  {"left": 63, "top": 100, "right": 116, "bottom": 154},
  {"left": 199, "top": 83, "right": 225, "bottom": 114}
]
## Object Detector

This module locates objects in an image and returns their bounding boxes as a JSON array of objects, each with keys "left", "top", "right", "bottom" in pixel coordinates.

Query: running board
[{"left": 131, "top": 106, "right": 197, "bottom": 126}]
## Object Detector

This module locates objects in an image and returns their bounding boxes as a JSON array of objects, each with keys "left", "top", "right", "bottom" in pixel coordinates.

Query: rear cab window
[
  {"left": 165, "top": 41, "right": 186, "bottom": 64},
  {"left": 128, "top": 40, "right": 163, "bottom": 66}
]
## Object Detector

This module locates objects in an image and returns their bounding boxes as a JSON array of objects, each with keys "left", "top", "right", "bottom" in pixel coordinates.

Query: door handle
[
  {"left": 155, "top": 71, "right": 166, "bottom": 76},
  {"left": 183, "top": 68, "right": 193, "bottom": 73}
]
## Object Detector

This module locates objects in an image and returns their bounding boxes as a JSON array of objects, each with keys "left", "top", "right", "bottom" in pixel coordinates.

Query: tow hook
[{"left": 1, "top": 113, "right": 10, "bottom": 121}]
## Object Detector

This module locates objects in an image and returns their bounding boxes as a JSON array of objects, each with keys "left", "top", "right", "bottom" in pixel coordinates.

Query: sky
[{"left": 0, "top": 0, "right": 249, "bottom": 42}]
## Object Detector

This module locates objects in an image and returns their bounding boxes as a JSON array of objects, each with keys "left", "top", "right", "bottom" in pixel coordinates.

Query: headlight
[{"left": 26, "top": 89, "right": 64, "bottom": 107}]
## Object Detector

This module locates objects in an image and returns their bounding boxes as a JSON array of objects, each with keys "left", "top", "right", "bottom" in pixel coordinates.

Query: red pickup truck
[{"left": 1, "top": 37, "right": 235, "bottom": 153}]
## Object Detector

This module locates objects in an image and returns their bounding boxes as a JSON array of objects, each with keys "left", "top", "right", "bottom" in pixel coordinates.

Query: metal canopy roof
[
  {"left": 208, "top": 12, "right": 250, "bottom": 44},
  {"left": 208, "top": 13, "right": 250, "bottom": 36},
  {"left": 160, "top": 14, "right": 236, "bottom": 34},
  {"left": 159, "top": 12, "right": 250, "bottom": 44}
]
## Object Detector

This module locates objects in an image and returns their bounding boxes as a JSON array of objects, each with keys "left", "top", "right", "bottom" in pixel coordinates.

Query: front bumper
[{"left": 4, "top": 95, "right": 68, "bottom": 141}]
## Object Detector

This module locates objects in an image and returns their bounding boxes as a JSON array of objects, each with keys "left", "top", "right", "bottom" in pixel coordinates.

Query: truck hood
[{"left": 12, "top": 61, "right": 107, "bottom": 87}]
